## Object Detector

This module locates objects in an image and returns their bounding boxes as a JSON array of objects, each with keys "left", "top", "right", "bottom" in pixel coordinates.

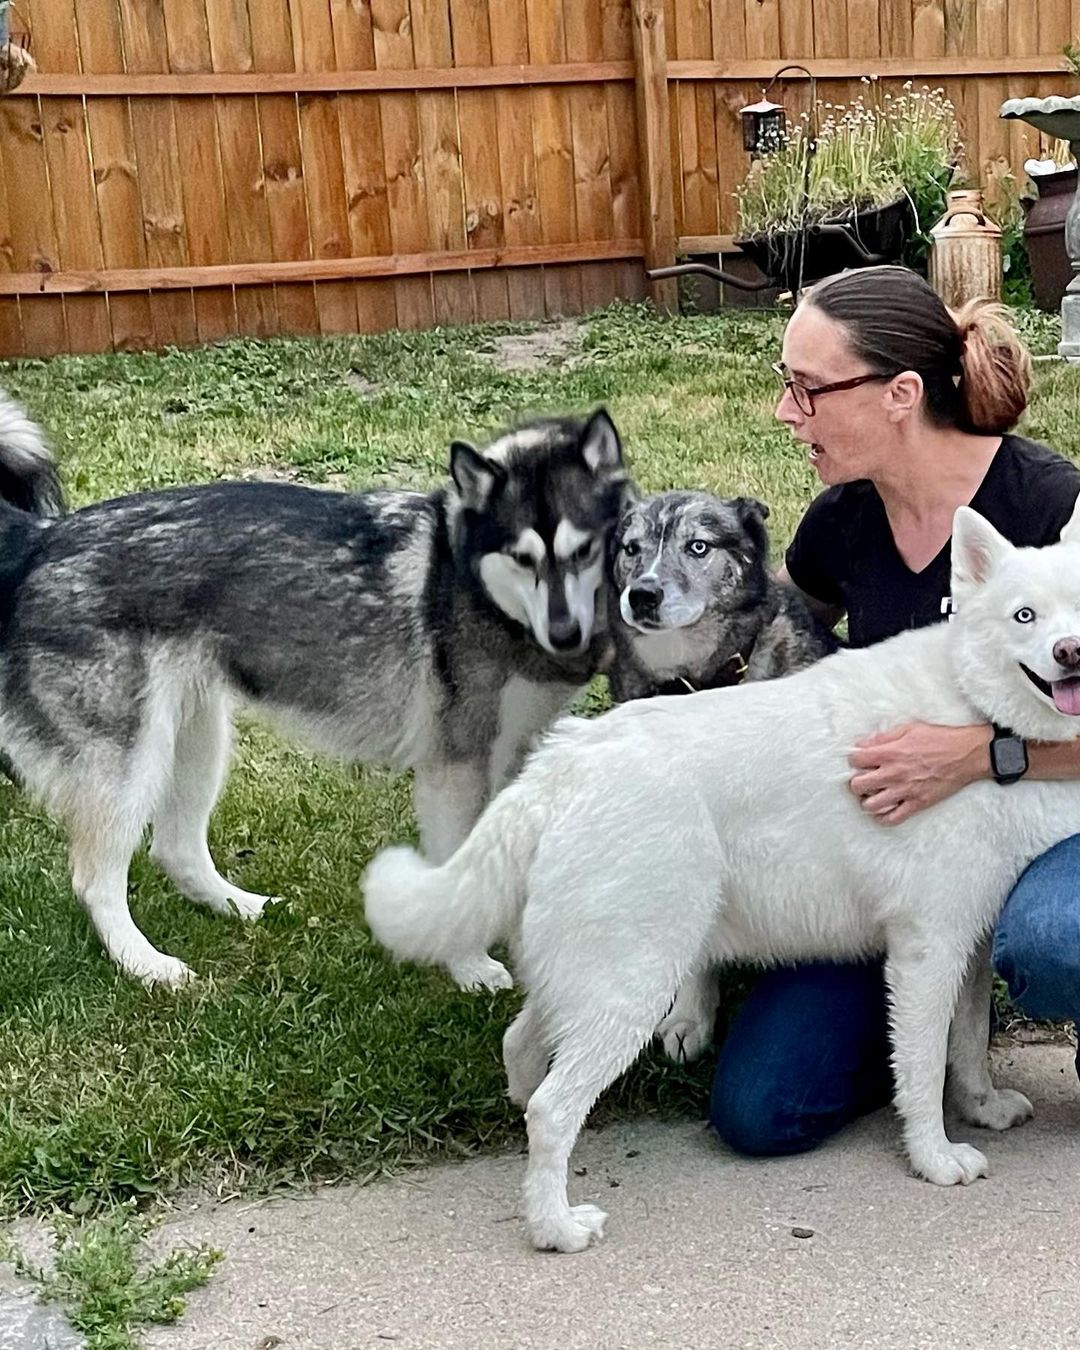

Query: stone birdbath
[{"left": 1000, "top": 95, "right": 1080, "bottom": 360}]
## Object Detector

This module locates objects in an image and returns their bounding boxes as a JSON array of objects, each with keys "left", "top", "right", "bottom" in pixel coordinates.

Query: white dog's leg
[
  {"left": 413, "top": 759, "right": 488, "bottom": 864},
  {"left": 524, "top": 1015, "right": 658, "bottom": 1253},
  {"left": 886, "top": 929, "right": 989, "bottom": 1186},
  {"left": 150, "top": 695, "right": 272, "bottom": 920},
  {"left": 946, "top": 936, "right": 1034, "bottom": 1131},
  {"left": 656, "top": 965, "right": 719, "bottom": 1062},
  {"left": 70, "top": 816, "right": 194, "bottom": 988},
  {"left": 503, "top": 1004, "right": 550, "bottom": 1108}
]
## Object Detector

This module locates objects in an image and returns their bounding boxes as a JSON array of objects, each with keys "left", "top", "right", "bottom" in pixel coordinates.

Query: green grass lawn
[{"left": 0, "top": 301, "right": 1075, "bottom": 1216}]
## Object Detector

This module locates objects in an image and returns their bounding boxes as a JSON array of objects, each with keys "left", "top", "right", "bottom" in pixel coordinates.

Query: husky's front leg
[
  {"left": 412, "top": 759, "right": 488, "bottom": 864},
  {"left": 886, "top": 927, "right": 989, "bottom": 1185},
  {"left": 946, "top": 936, "right": 1034, "bottom": 1131}
]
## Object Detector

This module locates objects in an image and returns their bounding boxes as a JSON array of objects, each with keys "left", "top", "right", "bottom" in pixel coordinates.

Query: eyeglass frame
[{"left": 771, "top": 362, "right": 894, "bottom": 417}]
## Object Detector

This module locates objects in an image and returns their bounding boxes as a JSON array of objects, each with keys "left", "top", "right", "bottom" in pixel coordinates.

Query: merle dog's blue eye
[
  {"left": 687, "top": 539, "right": 711, "bottom": 557},
  {"left": 1014, "top": 606, "right": 1036, "bottom": 624}
]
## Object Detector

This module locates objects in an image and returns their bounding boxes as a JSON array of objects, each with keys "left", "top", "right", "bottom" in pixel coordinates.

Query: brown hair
[{"left": 802, "top": 265, "right": 1031, "bottom": 435}]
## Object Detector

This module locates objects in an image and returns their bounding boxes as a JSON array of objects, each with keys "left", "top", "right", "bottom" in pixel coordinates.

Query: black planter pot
[{"left": 734, "top": 196, "right": 917, "bottom": 293}]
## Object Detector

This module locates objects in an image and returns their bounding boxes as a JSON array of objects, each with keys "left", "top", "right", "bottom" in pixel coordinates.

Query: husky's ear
[
  {"left": 450, "top": 441, "right": 506, "bottom": 510},
  {"left": 579, "top": 409, "right": 623, "bottom": 475},
  {"left": 951, "top": 506, "right": 1014, "bottom": 588},
  {"left": 1059, "top": 492, "right": 1080, "bottom": 546}
]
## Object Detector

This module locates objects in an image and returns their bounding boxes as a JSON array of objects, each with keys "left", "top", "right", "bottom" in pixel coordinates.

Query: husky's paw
[
  {"left": 448, "top": 954, "right": 514, "bottom": 993},
  {"left": 656, "top": 1011, "right": 713, "bottom": 1064},
  {"left": 956, "top": 1087, "right": 1034, "bottom": 1132},
  {"left": 911, "top": 1141, "right": 988, "bottom": 1186},
  {"left": 530, "top": 1203, "right": 608, "bottom": 1254}
]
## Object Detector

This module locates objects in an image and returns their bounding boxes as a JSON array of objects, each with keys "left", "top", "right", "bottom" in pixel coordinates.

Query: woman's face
[{"left": 775, "top": 303, "right": 902, "bottom": 487}]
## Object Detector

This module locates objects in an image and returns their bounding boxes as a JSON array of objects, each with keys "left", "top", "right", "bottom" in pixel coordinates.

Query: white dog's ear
[
  {"left": 580, "top": 409, "right": 623, "bottom": 476},
  {"left": 1059, "top": 492, "right": 1080, "bottom": 546},
  {"left": 450, "top": 441, "right": 506, "bottom": 510},
  {"left": 951, "top": 506, "right": 1014, "bottom": 587}
]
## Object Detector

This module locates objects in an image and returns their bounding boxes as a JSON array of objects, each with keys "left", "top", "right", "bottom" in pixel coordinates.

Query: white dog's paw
[
  {"left": 225, "top": 889, "right": 276, "bottom": 922},
  {"left": 448, "top": 954, "right": 514, "bottom": 993},
  {"left": 657, "top": 1011, "right": 713, "bottom": 1063},
  {"left": 530, "top": 1203, "right": 608, "bottom": 1254},
  {"left": 911, "top": 1142, "right": 988, "bottom": 1186},
  {"left": 131, "top": 953, "right": 197, "bottom": 989},
  {"left": 956, "top": 1087, "right": 1034, "bottom": 1132}
]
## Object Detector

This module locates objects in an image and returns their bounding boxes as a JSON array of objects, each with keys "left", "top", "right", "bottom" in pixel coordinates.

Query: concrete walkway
[{"left": 138, "top": 1039, "right": 1080, "bottom": 1350}]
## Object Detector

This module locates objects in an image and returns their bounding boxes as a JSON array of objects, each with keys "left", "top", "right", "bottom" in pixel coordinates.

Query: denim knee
[
  {"left": 994, "top": 834, "right": 1080, "bottom": 1025},
  {"left": 710, "top": 1069, "right": 816, "bottom": 1157}
]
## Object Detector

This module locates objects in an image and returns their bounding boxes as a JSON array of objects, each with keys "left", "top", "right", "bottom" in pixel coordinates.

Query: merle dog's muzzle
[{"left": 627, "top": 578, "right": 663, "bottom": 623}]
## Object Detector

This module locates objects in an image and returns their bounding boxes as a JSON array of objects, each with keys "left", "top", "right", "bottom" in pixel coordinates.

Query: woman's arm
[{"left": 848, "top": 722, "right": 1080, "bottom": 826}]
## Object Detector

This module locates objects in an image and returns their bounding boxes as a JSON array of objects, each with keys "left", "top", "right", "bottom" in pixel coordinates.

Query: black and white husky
[{"left": 0, "top": 402, "right": 630, "bottom": 986}]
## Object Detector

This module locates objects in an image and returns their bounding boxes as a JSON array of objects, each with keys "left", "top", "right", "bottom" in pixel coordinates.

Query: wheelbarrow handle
[{"left": 645, "top": 262, "right": 774, "bottom": 292}]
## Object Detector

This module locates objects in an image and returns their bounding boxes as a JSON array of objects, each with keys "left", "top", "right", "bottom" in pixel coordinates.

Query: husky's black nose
[
  {"left": 548, "top": 616, "right": 583, "bottom": 651},
  {"left": 1054, "top": 635, "right": 1080, "bottom": 670},
  {"left": 628, "top": 578, "right": 663, "bottom": 619}
]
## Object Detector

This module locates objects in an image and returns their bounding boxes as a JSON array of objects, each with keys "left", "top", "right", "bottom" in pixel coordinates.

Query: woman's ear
[{"left": 884, "top": 370, "right": 923, "bottom": 420}]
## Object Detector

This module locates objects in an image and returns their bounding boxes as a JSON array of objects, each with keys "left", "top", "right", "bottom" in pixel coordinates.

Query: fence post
[{"left": 631, "top": 0, "right": 678, "bottom": 315}]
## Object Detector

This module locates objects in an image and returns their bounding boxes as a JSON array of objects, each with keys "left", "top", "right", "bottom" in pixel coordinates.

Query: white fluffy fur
[{"left": 364, "top": 501, "right": 1080, "bottom": 1252}]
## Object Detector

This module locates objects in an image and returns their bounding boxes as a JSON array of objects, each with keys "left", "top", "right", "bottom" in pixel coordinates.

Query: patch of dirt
[
  {"left": 237, "top": 465, "right": 352, "bottom": 492},
  {"left": 481, "top": 318, "right": 583, "bottom": 373},
  {"left": 343, "top": 369, "right": 383, "bottom": 398}
]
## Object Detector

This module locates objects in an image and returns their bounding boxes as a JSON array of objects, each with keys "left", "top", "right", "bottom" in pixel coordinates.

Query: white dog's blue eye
[
  {"left": 1014, "top": 606, "right": 1036, "bottom": 624},
  {"left": 687, "top": 539, "right": 711, "bottom": 557}
]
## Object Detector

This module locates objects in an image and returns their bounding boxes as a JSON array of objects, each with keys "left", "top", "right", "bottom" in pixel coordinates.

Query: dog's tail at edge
[
  {"left": 362, "top": 776, "right": 548, "bottom": 989},
  {"left": 0, "top": 393, "right": 63, "bottom": 518}
]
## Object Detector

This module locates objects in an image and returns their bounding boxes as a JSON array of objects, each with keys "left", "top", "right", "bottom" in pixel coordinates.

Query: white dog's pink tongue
[{"left": 1052, "top": 677, "right": 1080, "bottom": 714}]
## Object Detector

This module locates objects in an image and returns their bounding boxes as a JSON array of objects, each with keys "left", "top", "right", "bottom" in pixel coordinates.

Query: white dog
[{"left": 364, "top": 502, "right": 1080, "bottom": 1253}]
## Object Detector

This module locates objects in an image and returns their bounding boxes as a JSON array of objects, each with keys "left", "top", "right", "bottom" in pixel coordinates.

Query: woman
[{"left": 709, "top": 264, "right": 1080, "bottom": 1156}]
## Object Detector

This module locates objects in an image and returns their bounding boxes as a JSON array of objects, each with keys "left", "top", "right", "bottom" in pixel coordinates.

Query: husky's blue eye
[
  {"left": 687, "top": 539, "right": 711, "bottom": 557},
  {"left": 1014, "top": 606, "right": 1036, "bottom": 624}
]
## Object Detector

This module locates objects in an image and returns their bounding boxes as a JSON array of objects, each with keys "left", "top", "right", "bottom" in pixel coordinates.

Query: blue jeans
[{"left": 710, "top": 833, "right": 1080, "bottom": 1157}]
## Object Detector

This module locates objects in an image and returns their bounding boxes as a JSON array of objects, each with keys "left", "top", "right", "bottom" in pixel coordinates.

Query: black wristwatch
[{"left": 989, "top": 723, "right": 1028, "bottom": 785}]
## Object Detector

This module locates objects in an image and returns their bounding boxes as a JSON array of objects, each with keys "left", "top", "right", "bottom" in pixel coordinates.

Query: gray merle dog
[
  {"left": 0, "top": 403, "right": 629, "bottom": 987},
  {"left": 606, "top": 489, "right": 839, "bottom": 1060},
  {"left": 608, "top": 491, "right": 837, "bottom": 703}
]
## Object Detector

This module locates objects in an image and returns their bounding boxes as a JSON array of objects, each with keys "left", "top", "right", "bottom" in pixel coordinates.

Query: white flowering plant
[{"left": 735, "top": 81, "right": 962, "bottom": 253}]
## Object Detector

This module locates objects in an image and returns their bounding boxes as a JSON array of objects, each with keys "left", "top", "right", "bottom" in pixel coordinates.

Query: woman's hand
[{"left": 848, "top": 722, "right": 992, "bottom": 825}]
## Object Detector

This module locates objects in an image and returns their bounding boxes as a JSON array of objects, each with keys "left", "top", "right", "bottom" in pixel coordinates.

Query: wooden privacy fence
[{"left": 0, "top": 0, "right": 1077, "bottom": 358}]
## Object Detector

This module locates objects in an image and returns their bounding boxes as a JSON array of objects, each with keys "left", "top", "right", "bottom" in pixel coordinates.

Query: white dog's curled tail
[{"left": 363, "top": 777, "right": 550, "bottom": 993}]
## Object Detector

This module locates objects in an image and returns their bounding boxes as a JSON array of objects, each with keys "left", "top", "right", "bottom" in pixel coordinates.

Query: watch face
[{"left": 993, "top": 736, "right": 1027, "bottom": 778}]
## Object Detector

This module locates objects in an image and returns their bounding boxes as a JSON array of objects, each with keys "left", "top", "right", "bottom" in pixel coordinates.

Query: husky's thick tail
[
  {"left": 0, "top": 393, "right": 63, "bottom": 518},
  {"left": 363, "top": 772, "right": 557, "bottom": 991}
]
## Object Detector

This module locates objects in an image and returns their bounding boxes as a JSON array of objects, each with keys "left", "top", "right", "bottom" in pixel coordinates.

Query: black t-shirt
[{"left": 785, "top": 434, "right": 1080, "bottom": 648}]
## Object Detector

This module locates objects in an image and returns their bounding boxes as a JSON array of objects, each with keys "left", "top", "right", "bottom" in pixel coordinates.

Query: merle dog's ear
[
  {"left": 450, "top": 441, "right": 506, "bottom": 510},
  {"left": 733, "top": 496, "right": 770, "bottom": 526},
  {"left": 579, "top": 409, "right": 623, "bottom": 475},
  {"left": 732, "top": 496, "right": 771, "bottom": 558}
]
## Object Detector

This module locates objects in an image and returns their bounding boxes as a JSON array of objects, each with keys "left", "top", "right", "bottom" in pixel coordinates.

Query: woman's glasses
[{"left": 771, "top": 362, "right": 892, "bottom": 417}]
